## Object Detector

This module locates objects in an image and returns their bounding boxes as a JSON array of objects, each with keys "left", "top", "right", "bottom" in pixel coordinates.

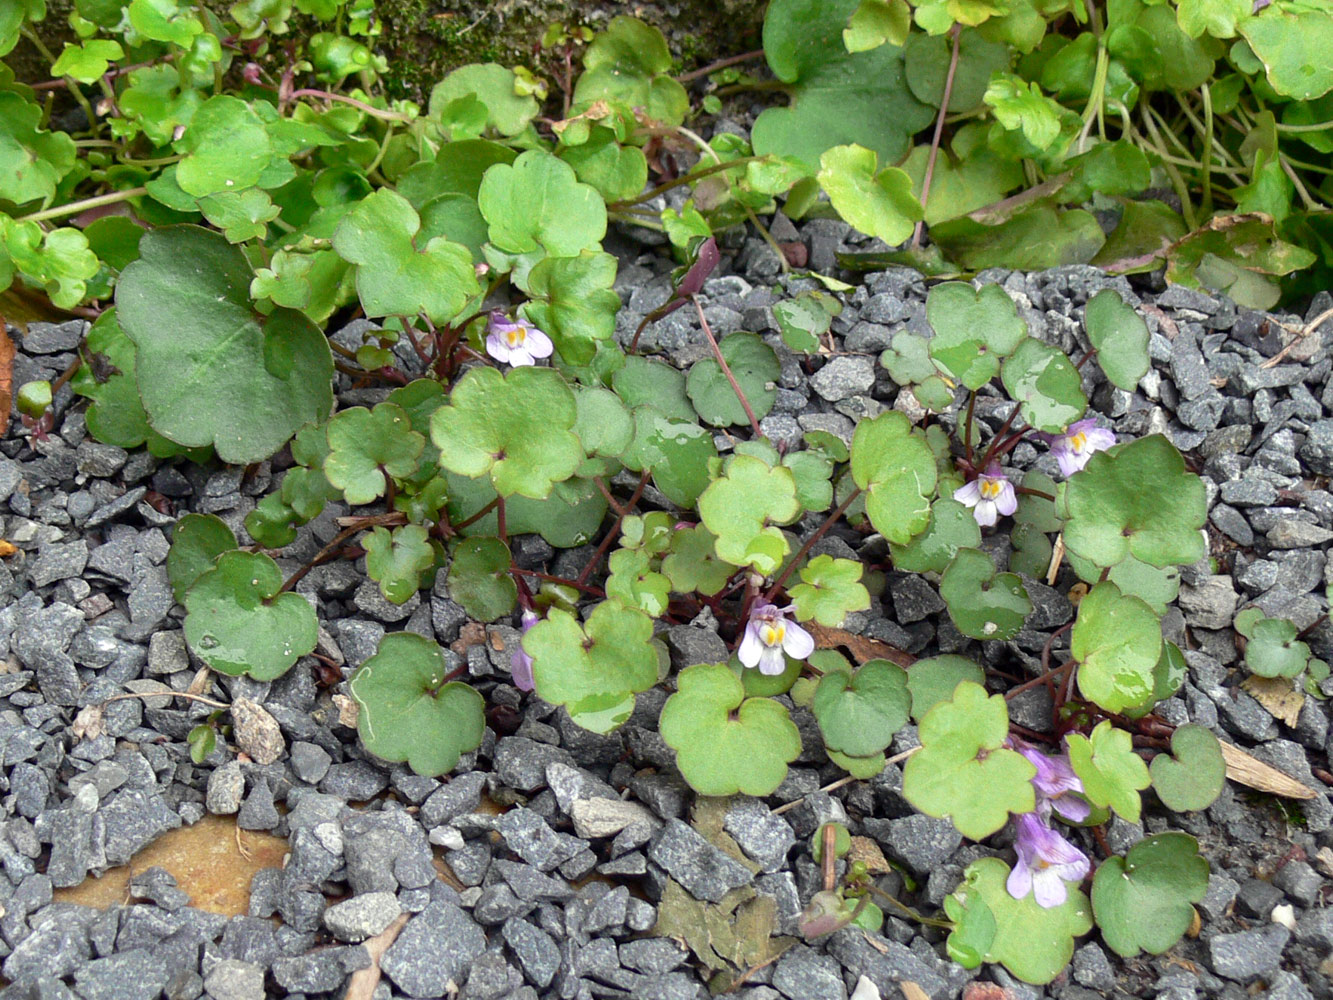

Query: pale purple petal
[
  {"left": 1054, "top": 446, "right": 1082, "bottom": 478},
  {"left": 782, "top": 620, "right": 815, "bottom": 660},
  {"left": 511, "top": 649, "right": 534, "bottom": 691},
  {"left": 973, "top": 498, "right": 998, "bottom": 527},
  {"left": 1051, "top": 796, "right": 1092, "bottom": 823},
  {"left": 1084, "top": 427, "right": 1116, "bottom": 452},
  {"left": 1032, "top": 870, "right": 1069, "bottom": 908},
  {"left": 758, "top": 644, "right": 788, "bottom": 676},
  {"left": 485, "top": 332, "right": 511, "bottom": 363},
  {"left": 524, "top": 327, "right": 554, "bottom": 359},
  {"left": 737, "top": 623, "right": 764, "bottom": 669},
  {"left": 1007, "top": 858, "right": 1033, "bottom": 900},
  {"left": 994, "top": 481, "right": 1018, "bottom": 517},
  {"left": 508, "top": 346, "right": 537, "bottom": 367},
  {"left": 953, "top": 481, "right": 981, "bottom": 507}
]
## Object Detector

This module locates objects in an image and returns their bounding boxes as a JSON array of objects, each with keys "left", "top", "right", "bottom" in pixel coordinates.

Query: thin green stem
[
  {"left": 1140, "top": 109, "right": 1196, "bottom": 229},
  {"left": 1200, "top": 84, "right": 1214, "bottom": 218},
  {"left": 15, "top": 187, "right": 148, "bottom": 224}
]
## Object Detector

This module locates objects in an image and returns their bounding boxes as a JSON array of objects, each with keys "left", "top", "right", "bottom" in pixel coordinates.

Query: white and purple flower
[
  {"left": 485, "top": 312, "right": 553, "bottom": 367},
  {"left": 1039, "top": 419, "right": 1116, "bottom": 477},
  {"left": 1016, "top": 743, "right": 1091, "bottom": 823},
  {"left": 512, "top": 610, "right": 539, "bottom": 692},
  {"left": 953, "top": 462, "right": 1018, "bottom": 527},
  {"left": 737, "top": 602, "right": 815, "bottom": 676},
  {"left": 1007, "top": 812, "right": 1091, "bottom": 908}
]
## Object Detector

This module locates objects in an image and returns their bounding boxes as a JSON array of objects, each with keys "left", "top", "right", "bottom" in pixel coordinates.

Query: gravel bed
[{"left": 3, "top": 203, "right": 1333, "bottom": 1000}]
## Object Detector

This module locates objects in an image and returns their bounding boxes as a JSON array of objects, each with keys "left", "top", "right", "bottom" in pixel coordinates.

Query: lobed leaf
[
  {"left": 660, "top": 663, "right": 802, "bottom": 796},
  {"left": 348, "top": 632, "right": 485, "bottom": 776}
]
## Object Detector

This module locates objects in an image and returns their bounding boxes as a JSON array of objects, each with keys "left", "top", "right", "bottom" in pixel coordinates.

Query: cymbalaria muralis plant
[{"left": 5, "top": 0, "right": 1332, "bottom": 985}]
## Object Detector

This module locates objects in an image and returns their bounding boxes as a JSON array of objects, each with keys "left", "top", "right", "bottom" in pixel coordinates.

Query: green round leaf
[
  {"left": 174, "top": 95, "right": 273, "bottom": 197},
  {"left": 907, "top": 654, "right": 985, "bottom": 722},
  {"left": 662, "top": 525, "right": 732, "bottom": 597},
  {"left": 348, "top": 632, "right": 486, "bottom": 776},
  {"left": 431, "top": 365, "right": 583, "bottom": 500},
  {"left": 1072, "top": 581, "right": 1162, "bottom": 715},
  {"left": 817, "top": 144, "right": 923, "bottom": 246},
  {"left": 850, "top": 411, "right": 937, "bottom": 546},
  {"left": 1070, "top": 551, "right": 1181, "bottom": 617},
  {"left": 1059, "top": 435, "right": 1207, "bottom": 569},
  {"left": 478, "top": 149, "right": 607, "bottom": 257},
  {"left": 324, "top": 403, "right": 425, "bottom": 505},
  {"left": 939, "top": 548, "right": 1032, "bottom": 640},
  {"left": 1067, "top": 720, "right": 1151, "bottom": 823},
  {"left": 398, "top": 140, "right": 517, "bottom": 207},
  {"left": 447, "top": 537, "right": 518, "bottom": 622},
  {"left": 1235, "top": 608, "right": 1312, "bottom": 679},
  {"left": 904, "top": 29, "right": 1011, "bottom": 112},
  {"left": 51, "top": 39, "right": 125, "bottom": 84},
  {"left": 828, "top": 749, "right": 887, "bottom": 779},
  {"left": 560, "top": 127, "right": 649, "bottom": 203},
  {"left": 1239, "top": 8, "right": 1333, "bottom": 101},
  {"left": 606, "top": 548, "right": 671, "bottom": 617},
  {"left": 332, "top": 189, "right": 479, "bottom": 323},
  {"left": 902, "top": 681, "right": 1037, "bottom": 840},
  {"left": 522, "top": 251, "right": 621, "bottom": 366},
  {"left": 0, "top": 92, "right": 77, "bottom": 206},
  {"left": 115, "top": 226, "right": 334, "bottom": 464},
  {"left": 659, "top": 662, "right": 802, "bottom": 796},
  {"left": 1084, "top": 289, "right": 1149, "bottom": 392},
  {"left": 946, "top": 857, "right": 1093, "bottom": 985},
  {"left": 612, "top": 356, "right": 695, "bottom": 422},
  {"left": 925, "top": 281, "right": 1027, "bottom": 391},
  {"left": 888, "top": 497, "right": 982, "bottom": 574},
  {"left": 789, "top": 555, "right": 871, "bottom": 627},
  {"left": 686, "top": 333, "right": 780, "bottom": 428},
  {"left": 813, "top": 659, "right": 910, "bottom": 758},
  {"left": 1000, "top": 338, "right": 1088, "bottom": 434},
  {"left": 698, "top": 455, "right": 801, "bottom": 574},
  {"left": 525, "top": 601, "right": 659, "bottom": 731},
  {"left": 754, "top": 0, "right": 934, "bottom": 169},
  {"left": 1149, "top": 724, "right": 1225, "bottom": 813},
  {"left": 365, "top": 525, "right": 436, "bottom": 605},
  {"left": 183, "top": 551, "right": 317, "bottom": 681},
  {"left": 573, "top": 17, "right": 689, "bottom": 126},
  {"left": 1091, "top": 833, "right": 1208, "bottom": 958},
  {"left": 429, "top": 63, "right": 539, "bottom": 136},
  {"left": 168, "top": 513, "right": 238, "bottom": 603}
]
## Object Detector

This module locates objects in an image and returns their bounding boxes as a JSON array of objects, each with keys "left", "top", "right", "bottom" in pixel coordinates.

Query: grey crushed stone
[
  {"left": 380, "top": 899, "right": 487, "bottom": 997},
  {"left": 647, "top": 818, "right": 753, "bottom": 902},
  {"left": 1208, "top": 924, "right": 1290, "bottom": 980}
]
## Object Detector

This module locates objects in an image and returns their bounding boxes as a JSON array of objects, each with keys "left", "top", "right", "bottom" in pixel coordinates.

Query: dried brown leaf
[
  {"left": 900, "top": 983, "right": 931, "bottom": 1000},
  {"left": 1219, "top": 740, "right": 1316, "bottom": 800},
  {"left": 806, "top": 623, "right": 913, "bottom": 668},
  {"left": 1241, "top": 675, "right": 1304, "bottom": 728},
  {"left": 0, "top": 325, "right": 12, "bottom": 438},
  {"left": 0, "top": 540, "right": 16, "bottom": 558},
  {"left": 342, "top": 912, "right": 409, "bottom": 1000}
]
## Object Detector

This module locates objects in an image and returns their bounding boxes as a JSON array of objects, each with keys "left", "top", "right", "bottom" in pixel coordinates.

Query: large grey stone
[
  {"left": 381, "top": 900, "right": 487, "bottom": 998},
  {"left": 1207, "top": 925, "right": 1290, "bottom": 981},
  {"left": 647, "top": 819, "right": 753, "bottom": 902}
]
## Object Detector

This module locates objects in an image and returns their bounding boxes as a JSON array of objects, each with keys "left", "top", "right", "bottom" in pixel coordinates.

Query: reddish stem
[
  {"left": 911, "top": 24, "right": 962, "bottom": 250},
  {"left": 693, "top": 296, "right": 763, "bottom": 439}
]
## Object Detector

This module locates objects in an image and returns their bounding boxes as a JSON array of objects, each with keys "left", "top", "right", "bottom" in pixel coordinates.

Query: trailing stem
[
  {"left": 764, "top": 486, "right": 864, "bottom": 602},
  {"left": 693, "top": 296, "right": 764, "bottom": 439},
  {"left": 911, "top": 24, "right": 961, "bottom": 250}
]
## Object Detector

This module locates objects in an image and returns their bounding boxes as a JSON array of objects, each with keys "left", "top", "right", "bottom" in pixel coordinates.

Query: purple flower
[
  {"left": 737, "top": 602, "right": 815, "bottom": 676},
  {"left": 512, "top": 610, "right": 539, "bottom": 692},
  {"left": 1016, "top": 744, "right": 1091, "bottom": 823},
  {"left": 485, "top": 312, "right": 553, "bottom": 367},
  {"left": 1007, "top": 812, "right": 1090, "bottom": 908},
  {"left": 953, "top": 462, "right": 1018, "bottom": 527},
  {"left": 1039, "top": 419, "right": 1116, "bottom": 477}
]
